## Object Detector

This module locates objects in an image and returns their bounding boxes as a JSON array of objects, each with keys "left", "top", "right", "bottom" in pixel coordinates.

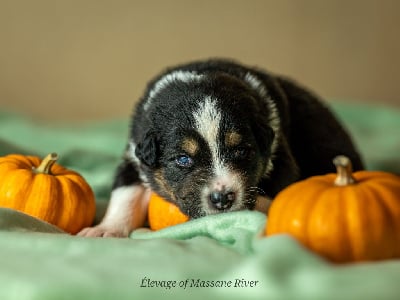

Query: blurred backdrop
[{"left": 0, "top": 0, "right": 399, "bottom": 121}]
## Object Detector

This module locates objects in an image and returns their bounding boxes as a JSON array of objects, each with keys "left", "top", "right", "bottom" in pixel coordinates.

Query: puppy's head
[{"left": 134, "top": 72, "right": 277, "bottom": 218}]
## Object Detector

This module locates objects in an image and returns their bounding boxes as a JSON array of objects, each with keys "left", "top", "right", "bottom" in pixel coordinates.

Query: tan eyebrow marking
[
  {"left": 181, "top": 137, "right": 199, "bottom": 156},
  {"left": 225, "top": 131, "right": 242, "bottom": 147}
]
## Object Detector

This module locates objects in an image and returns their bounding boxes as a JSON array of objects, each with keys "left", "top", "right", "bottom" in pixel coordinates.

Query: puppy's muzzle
[{"left": 209, "top": 190, "right": 236, "bottom": 210}]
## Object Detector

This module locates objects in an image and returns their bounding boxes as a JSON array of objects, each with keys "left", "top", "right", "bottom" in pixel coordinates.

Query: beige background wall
[{"left": 0, "top": 0, "right": 399, "bottom": 121}]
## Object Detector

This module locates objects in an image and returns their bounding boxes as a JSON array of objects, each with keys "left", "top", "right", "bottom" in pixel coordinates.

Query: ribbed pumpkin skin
[
  {"left": 0, "top": 154, "right": 96, "bottom": 234},
  {"left": 266, "top": 170, "right": 400, "bottom": 263},
  {"left": 148, "top": 192, "right": 188, "bottom": 231}
]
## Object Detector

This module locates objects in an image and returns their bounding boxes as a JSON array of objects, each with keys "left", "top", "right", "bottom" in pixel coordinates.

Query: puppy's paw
[{"left": 77, "top": 225, "right": 130, "bottom": 238}]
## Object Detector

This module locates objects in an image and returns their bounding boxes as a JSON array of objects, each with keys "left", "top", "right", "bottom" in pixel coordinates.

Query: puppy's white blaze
[
  {"left": 213, "top": 165, "right": 240, "bottom": 190},
  {"left": 193, "top": 96, "right": 222, "bottom": 170},
  {"left": 193, "top": 97, "right": 245, "bottom": 214},
  {"left": 144, "top": 71, "right": 204, "bottom": 111},
  {"left": 244, "top": 72, "right": 280, "bottom": 176}
]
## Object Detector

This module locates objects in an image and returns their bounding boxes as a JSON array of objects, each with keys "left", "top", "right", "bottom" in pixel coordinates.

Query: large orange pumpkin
[
  {"left": 148, "top": 192, "right": 188, "bottom": 230},
  {"left": 266, "top": 155, "right": 400, "bottom": 263},
  {"left": 0, "top": 153, "right": 96, "bottom": 234}
]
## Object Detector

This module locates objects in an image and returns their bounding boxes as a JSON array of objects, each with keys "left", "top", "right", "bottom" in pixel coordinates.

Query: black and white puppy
[{"left": 79, "top": 59, "right": 363, "bottom": 237}]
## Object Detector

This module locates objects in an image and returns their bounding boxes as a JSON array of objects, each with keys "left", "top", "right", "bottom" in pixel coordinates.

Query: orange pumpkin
[
  {"left": 0, "top": 153, "right": 96, "bottom": 234},
  {"left": 266, "top": 155, "right": 400, "bottom": 263},
  {"left": 148, "top": 192, "right": 188, "bottom": 230}
]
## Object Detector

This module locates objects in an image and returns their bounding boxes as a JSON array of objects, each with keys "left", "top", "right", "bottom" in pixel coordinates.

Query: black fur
[
  {"left": 111, "top": 158, "right": 141, "bottom": 189},
  {"left": 135, "top": 130, "right": 159, "bottom": 168},
  {"left": 113, "top": 59, "right": 364, "bottom": 218}
]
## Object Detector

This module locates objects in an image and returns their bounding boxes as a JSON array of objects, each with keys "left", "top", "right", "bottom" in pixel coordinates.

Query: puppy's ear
[{"left": 135, "top": 130, "right": 159, "bottom": 168}]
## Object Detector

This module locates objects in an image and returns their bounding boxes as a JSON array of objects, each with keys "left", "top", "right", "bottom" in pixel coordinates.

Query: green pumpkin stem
[
  {"left": 333, "top": 155, "right": 356, "bottom": 186},
  {"left": 34, "top": 153, "right": 59, "bottom": 175}
]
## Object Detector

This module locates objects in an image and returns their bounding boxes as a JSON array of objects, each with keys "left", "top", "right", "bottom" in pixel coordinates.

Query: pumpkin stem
[
  {"left": 34, "top": 153, "right": 59, "bottom": 175},
  {"left": 333, "top": 155, "right": 356, "bottom": 186}
]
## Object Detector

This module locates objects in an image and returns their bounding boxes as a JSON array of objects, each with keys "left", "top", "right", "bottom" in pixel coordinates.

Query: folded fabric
[
  {"left": 0, "top": 208, "right": 64, "bottom": 233},
  {"left": 1, "top": 208, "right": 400, "bottom": 300}
]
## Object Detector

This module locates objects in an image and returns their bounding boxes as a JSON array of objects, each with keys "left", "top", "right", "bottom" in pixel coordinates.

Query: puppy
[{"left": 79, "top": 59, "right": 363, "bottom": 237}]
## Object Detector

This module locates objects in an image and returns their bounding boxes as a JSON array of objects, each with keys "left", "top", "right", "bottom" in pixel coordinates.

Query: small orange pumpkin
[
  {"left": 148, "top": 192, "right": 188, "bottom": 230},
  {"left": 0, "top": 153, "right": 96, "bottom": 234},
  {"left": 266, "top": 155, "right": 400, "bottom": 263}
]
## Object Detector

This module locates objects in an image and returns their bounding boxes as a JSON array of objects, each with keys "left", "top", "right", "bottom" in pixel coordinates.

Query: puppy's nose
[{"left": 209, "top": 191, "right": 235, "bottom": 210}]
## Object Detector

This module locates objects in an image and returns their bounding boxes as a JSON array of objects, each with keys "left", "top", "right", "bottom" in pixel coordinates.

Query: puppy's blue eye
[{"left": 175, "top": 155, "right": 193, "bottom": 167}]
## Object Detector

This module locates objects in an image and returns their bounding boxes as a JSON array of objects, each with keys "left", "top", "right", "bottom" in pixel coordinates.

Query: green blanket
[{"left": 0, "top": 102, "right": 400, "bottom": 300}]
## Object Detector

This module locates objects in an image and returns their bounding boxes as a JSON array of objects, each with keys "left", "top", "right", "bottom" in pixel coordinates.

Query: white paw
[{"left": 77, "top": 225, "right": 130, "bottom": 238}]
